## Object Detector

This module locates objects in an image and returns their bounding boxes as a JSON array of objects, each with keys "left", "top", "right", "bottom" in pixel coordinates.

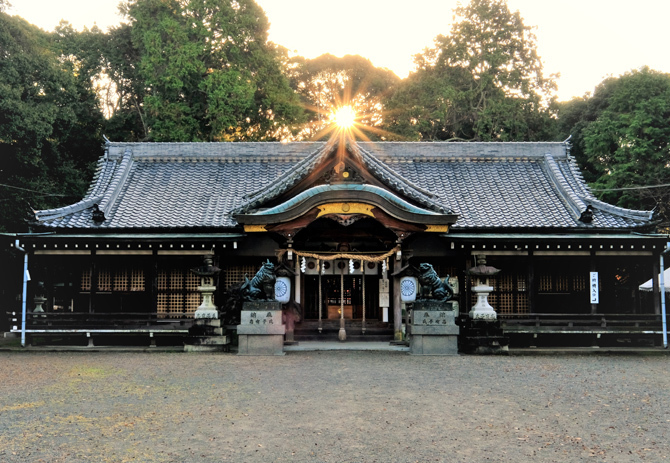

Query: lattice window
[
  {"left": 158, "top": 270, "right": 169, "bottom": 291},
  {"left": 517, "top": 278, "right": 527, "bottom": 292},
  {"left": 495, "top": 274, "right": 514, "bottom": 292},
  {"left": 186, "top": 293, "right": 201, "bottom": 316},
  {"left": 539, "top": 274, "right": 552, "bottom": 292},
  {"left": 573, "top": 274, "right": 586, "bottom": 292},
  {"left": 555, "top": 275, "right": 569, "bottom": 292},
  {"left": 130, "top": 269, "right": 145, "bottom": 292},
  {"left": 223, "top": 264, "right": 257, "bottom": 290},
  {"left": 170, "top": 269, "right": 183, "bottom": 289},
  {"left": 185, "top": 272, "right": 199, "bottom": 292},
  {"left": 86, "top": 267, "right": 145, "bottom": 292},
  {"left": 516, "top": 294, "right": 528, "bottom": 313},
  {"left": 81, "top": 270, "right": 91, "bottom": 291},
  {"left": 157, "top": 265, "right": 201, "bottom": 318},
  {"left": 538, "top": 272, "right": 572, "bottom": 293},
  {"left": 113, "top": 269, "right": 128, "bottom": 292},
  {"left": 473, "top": 271, "right": 528, "bottom": 315},
  {"left": 497, "top": 293, "right": 514, "bottom": 314},
  {"left": 157, "top": 294, "right": 169, "bottom": 316},
  {"left": 98, "top": 270, "right": 112, "bottom": 291},
  {"left": 169, "top": 294, "right": 183, "bottom": 317}
]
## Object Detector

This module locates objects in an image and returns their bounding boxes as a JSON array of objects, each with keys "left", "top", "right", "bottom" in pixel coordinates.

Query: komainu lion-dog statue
[
  {"left": 241, "top": 260, "right": 276, "bottom": 301},
  {"left": 417, "top": 263, "right": 454, "bottom": 302}
]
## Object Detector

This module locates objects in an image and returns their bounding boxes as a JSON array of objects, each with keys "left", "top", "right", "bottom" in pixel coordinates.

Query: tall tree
[
  {"left": 559, "top": 67, "right": 670, "bottom": 223},
  {"left": 0, "top": 13, "right": 103, "bottom": 231},
  {"left": 121, "top": 0, "right": 303, "bottom": 141},
  {"left": 385, "top": 0, "right": 557, "bottom": 141},
  {"left": 286, "top": 54, "right": 400, "bottom": 140}
]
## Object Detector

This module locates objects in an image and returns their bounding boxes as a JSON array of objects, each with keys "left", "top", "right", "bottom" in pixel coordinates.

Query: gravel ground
[{"left": 0, "top": 351, "right": 668, "bottom": 463}]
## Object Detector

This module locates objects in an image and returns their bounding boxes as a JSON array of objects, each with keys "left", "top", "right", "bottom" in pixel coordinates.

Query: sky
[{"left": 6, "top": 0, "right": 670, "bottom": 102}]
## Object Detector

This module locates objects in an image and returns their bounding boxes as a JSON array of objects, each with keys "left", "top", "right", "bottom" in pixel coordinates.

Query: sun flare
[{"left": 332, "top": 106, "right": 356, "bottom": 129}]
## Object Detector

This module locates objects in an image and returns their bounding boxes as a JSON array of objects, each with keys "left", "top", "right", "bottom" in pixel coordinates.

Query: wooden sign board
[
  {"left": 379, "top": 293, "right": 390, "bottom": 307},
  {"left": 379, "top": 278, "right": 390, "bottom": 293}
]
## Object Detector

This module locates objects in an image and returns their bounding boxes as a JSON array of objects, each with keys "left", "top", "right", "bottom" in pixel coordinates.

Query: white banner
[{"left": 590, "top": 272, "right": 599, "bottom": 304}]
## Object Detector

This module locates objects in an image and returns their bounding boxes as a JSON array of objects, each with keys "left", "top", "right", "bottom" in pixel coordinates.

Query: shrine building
[{"left": 8, "top": 138, "right": 668, "bottom": 349}]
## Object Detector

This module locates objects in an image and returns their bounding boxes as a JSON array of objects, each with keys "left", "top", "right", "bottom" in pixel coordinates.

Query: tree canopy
[
  {"left": 558, "top": 67, "right": 670, "bottom": 224},
  {"left": 0, "top": 13, "right": 103, "bottom": 232},
  {"left": 120, "top": 0, "right": 304, "bottom": 142},
  {"left": 384, "top": 0, "right": 557, "bottom": 141},
  {"left": 286, "top": 53, "right": 400, "bottom": 140}
]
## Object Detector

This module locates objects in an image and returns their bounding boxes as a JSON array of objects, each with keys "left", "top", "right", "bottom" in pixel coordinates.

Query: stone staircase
[{"left": 293, "top": 319, "right": 394, "bottom": 342}]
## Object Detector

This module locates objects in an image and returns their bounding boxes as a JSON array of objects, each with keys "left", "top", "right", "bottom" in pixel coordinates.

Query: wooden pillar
[
  {"left": 150, "top": 250, "right": 158, "bottom": 315},
  {"left": 361, "top": 272, "right": 366, "bottom": 334},
  {"left": 392, "top": 259, "right": 402, "bottom": 341},
  {"left": 294, "top": 258, "right": 301, "bottom": 305},
  {"left": 89, "top": 250, "right": 97, "bottom": 313},
  {"left": 652, "top": 254, "right": 661, "bottom": 315},
  {"left": 527, "top": 251, "right": 536, "bottom": 313},
  {"left": 338, "top": 268, "right": 346, "bottom": 341},
  {"left": 464, "top": 253, "right": 473, "bottom": 315}
]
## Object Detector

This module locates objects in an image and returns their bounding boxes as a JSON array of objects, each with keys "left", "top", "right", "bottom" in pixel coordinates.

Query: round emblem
[
  {"left": 341, "top": 203, "right": 350, "bottom": 212},
  {"left": 275, "top": 280, "right": 288, "bottom": 298},
  {"left": 401, "top": 279, "right": 416, "bottom": 297}
]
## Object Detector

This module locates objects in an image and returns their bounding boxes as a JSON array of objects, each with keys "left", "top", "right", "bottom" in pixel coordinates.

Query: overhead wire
[
  {"left": 590, "top": 183, "right": 670, "bottom": 192},
  {"left": 0, "top": 182, "right": 71, "bottom": 197}
]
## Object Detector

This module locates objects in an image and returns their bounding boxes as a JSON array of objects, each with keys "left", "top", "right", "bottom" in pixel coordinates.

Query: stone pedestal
[
  {"left": 469, "top": 283, "right": 497, "bottom": 320},
  {"left": 237, "top": 301, "right": 285, "bottom": 356},
  {"left": 409, "top": 301, "right": 459, "bottom": 355},
  {"left": 457, "top": 316, "right": 509, "bottom": 355},
  {"left": 184, "top": 318, "right": 230, "bottom": 352}
]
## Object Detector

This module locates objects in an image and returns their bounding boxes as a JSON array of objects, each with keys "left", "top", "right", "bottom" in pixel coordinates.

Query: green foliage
[
  {"left": 560, "top": 67, "right": 670, "bottom": 221},
  {"left": 0, "top": 13, "right": 103, "bottom": 232},
  {"left": 384, "top": 0, "right": 557, "bottom": 141},
  {"left": 122, "top": 0, "right": 303, "bottom": 141},
  {"left": 286, "top": 53, "right": 400, "bottom": 140}
]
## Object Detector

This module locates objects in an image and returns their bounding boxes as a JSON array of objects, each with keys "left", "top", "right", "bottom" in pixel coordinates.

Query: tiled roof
[
  {"left": 34, "top": 141, "right": 655, "bottom": 232},
  {"left": 236, "top": 140, "right": 450, "bottom": 214}
]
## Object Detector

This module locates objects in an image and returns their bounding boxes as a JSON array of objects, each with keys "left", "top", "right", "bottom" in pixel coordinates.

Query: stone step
[{"left": 294, "top": 334, "right": 394, "bottom": 342}]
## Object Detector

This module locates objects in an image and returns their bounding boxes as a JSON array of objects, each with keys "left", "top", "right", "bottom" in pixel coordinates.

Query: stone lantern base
[
  {"left": 184, "top": 318, "right": 230, "bottom": 352},
  {"left": 457, "top": 316, "right": 509, "bottom": 355}
]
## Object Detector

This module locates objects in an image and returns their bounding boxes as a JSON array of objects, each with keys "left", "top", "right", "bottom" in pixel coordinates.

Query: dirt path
[{"left": 0, "top": 352, "right": 668, "bottom": 462}]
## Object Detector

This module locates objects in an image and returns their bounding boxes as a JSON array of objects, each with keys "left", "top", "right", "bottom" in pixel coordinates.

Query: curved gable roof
[{"left": 32, "top": 140, "right": 656, "bottom": 232}]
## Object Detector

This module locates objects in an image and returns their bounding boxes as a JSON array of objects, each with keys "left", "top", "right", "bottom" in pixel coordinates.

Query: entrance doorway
[{"left": 302, "top": 275, "right": 382, "bottom": 321}]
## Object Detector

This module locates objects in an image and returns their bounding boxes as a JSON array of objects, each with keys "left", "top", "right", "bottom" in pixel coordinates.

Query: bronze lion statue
[
  {"left": 241, "top": 260, "right": 276, "bottom": 301},
  {"left": 417, "top": 263, "right": 454, "bottom": 302}
]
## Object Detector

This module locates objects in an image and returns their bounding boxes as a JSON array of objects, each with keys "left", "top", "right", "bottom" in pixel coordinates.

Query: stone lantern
[
  {"left": 467, "top": 255, "right": 500, "bottom": 320},
  {"left": 33, "top": 281, "right": 46, "bottom": 317},
  {"left": 190, "top": 256, "right": 221, "bottom": 319}
]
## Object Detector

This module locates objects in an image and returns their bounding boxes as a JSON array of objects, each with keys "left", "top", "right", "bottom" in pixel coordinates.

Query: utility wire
[
  {"left": 0, "top": 182, "right": 70, "bottom": 197},
  {"left": 590, "top": 183, "right": 670, "bottom": 192}
]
